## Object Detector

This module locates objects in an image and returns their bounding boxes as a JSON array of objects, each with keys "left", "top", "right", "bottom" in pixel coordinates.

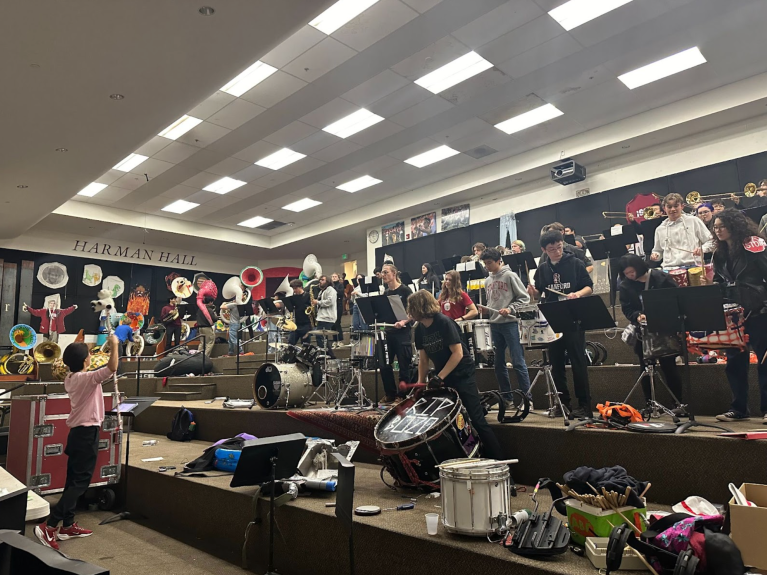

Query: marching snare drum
[
  {"left": 253, "top": 362, "right": 313, "bottom": 409},
  {"left": 351, "top": 331, "right": 375, "bottom": 358},
  {"left": 374, "top": 389, "right": 481, "bottom": 489},
  {"left": 517, "top": 304, "right": 560, "bottom": 347},
  {"left": 461, "top": 320, "right": 493, "bottom": 352},
  {"left": 440, "top": 459, "right": 512, "bottom": 536}
]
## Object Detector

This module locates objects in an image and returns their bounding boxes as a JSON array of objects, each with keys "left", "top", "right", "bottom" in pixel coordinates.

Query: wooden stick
[
  {"left": 640, "top": 483, "right": 652, "bottom": 499},
  {"left": 546, "top": 287, "right": 570, "bottom": 298}
]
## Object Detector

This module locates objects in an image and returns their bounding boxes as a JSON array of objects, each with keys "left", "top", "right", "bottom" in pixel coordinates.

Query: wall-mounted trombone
[{"left": 686, "top": 183, "right": 757, "bottom": 205}]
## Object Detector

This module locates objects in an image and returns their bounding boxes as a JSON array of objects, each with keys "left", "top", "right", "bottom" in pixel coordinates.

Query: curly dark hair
[{"left": 712, "top": 208, "right": 762, "bottom": 255}]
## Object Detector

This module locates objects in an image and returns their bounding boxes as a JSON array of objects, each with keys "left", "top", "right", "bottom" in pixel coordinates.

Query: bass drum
[
  {"left": 253, "top": 362, "right": 313, "bottom": 409},
  {"left": 374, "top": 389, "right": 481, "bottom": 489}
]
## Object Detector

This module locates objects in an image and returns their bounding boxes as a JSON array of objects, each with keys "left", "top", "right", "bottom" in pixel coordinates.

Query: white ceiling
[{"left": 7, "top": 0, "right": 767, "bottom": 257}]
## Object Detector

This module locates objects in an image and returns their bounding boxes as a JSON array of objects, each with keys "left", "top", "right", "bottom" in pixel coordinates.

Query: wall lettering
[{"left": 73, "top": 240, "right": 196, "bottom": 266}]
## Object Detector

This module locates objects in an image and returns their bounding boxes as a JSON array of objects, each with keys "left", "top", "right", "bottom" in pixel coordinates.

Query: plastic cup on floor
[{"left": 425, "top": 513, "right": 439, "bottom": 535}]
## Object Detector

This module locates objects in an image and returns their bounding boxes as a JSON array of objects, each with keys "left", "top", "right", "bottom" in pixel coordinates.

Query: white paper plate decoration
[
  {"left": 102, "top": 276, "right": 125, "bottom": 298},
  {"left": 82, "top": 264, "right": 103, "bottom": 287},
  {"left": 37, "top": 262, "right": 69, "bottom": 289}
]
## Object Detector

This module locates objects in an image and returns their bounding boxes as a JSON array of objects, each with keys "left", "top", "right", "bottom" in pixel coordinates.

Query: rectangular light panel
[
  {"left": 310, "top": 0, "right": 379, "bottom": 35},
  {"left": 221, "top": 61, "right": 278, "bottom": 97},
  {"left": 549, "top": 0, "right": 632, "bottom": 31},
  {"left": 404, "top": 145, "right": 460, "bottom": 168},
  {"left": 113, "top": 153, "right": 148, "bottom": 172},
  {"left": 494, "top": 104, "right": 564, "bottom": 135},
  {"left": 618, "top": 47, "right": 706, "bottom": 89},
  {"left": 162, "top": 200, "right": 199, "bottom": 214},
  {"left": 202, "top": 176, "right": 247, "bottom": 194},
  {"left": 255, "top": 148, "right": 307, "bottom": 170},
  {"left": 414, "top": 51, "right": 493, "bottom": 94},
  {"left": 323, "top": 109, "right": 384, "bottom": 138},
  {"left": 158, "top": 115, "right": 203, "bottom": 140},
  {"left": 77, "top": 182, "right": 108, "bottom": 197},
  {"left": 283, "top": 198, "right": 322, "bottom": 212},
  {"left": 337, "top": 175, "right": 382, "bottom": 193},
  {"left": 238, "top": 216, "right": 274, "bottom": 228}
]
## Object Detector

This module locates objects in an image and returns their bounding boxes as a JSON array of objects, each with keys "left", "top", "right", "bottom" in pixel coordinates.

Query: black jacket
[
  {"left": 712, "top": 237, "right": 767, "bottom": 314},
  {"left": 619, "top": 269, "right": 677, "bottom": 325},
  {"left": 534, "top": 251, "right": 593, "bottom": 300}
]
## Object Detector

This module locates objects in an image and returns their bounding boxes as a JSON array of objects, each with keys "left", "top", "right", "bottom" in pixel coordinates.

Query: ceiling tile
[
  {"left": 182, "top": 190, "right": 219, "bottom": 204},
  {"left": 347, "top": 120, "right": 404, "bottom": 147},
  {"left": 368, "top": 83, "right": 432, "bottom": 117},
  {"left": 181, "top": 171, "right": 222, "bottom": 190},
  {"left": 264, "top": 121, "right": 318, "bottom": 148},
  {"left": 320, "top": 170, "right": 364, "bottom": 188},
  {"left": 207, "top": 99, "right": 266, "bottom": 130},
  {"left": 477, "top": 14, "right": 564, "bottom": 65},
  {"left": 239, "top": 71, "right": 308, "bottom": 109},
  {"left": 293, "top": 183, "right": 333, "bottom": 198},
  {"left": 567, "top": 0, "right": 668, "bottom": 48},
  {"left": 153, "top": 142, "right": 200, "bottom": 164},
  {"left": 313, "top": 188, "right": 349, "bottom": 204},
  {"left": 312, "top": 139, "right": 362, "bottom": 163},
  {"left": 390, "top": 35, "right": 469, "bottom": 81},
  {"left": 94, "top": 169, "right": 125, "bottom": 186},
  {"left": 231, "top": 164, "right": 272, "bottom": 182},
  {"left": 431, "top": 117, "right": 493, "bottom": 145},
  {"left": 292, "top": 130, "right": 340, "bottom": 156},
  {"left": 233, "top": 140, "right": 281, "bottom": 164},
  {"left": 300, "top": 98, "right": 360, "bottom": 129},
  {"left": 496, "top": 32, "right": 583, "bottom": 79},
  {"left": 187, "top": 91, "right": 237, "bottom": 120},
  {"left": 207, "top": 157, "right": 253, "bottom": 177},
  {"left": 390, "top": 95, "right": 454, "bottom": 128},
  {"left": 400, "top": 0, "right": 442, "bottom": 13},
  {"left": 279, "top": 155, "right": 326, "bottom": 177},
  {"left": 176, "top": 121, "right": 231, "bottom": 148},
  {"left": 332, "top": 0, "right": 419, "bottom": 52},
  {"left": 282, "top": 37, "right": 357, "bottom": 83},
  {"left": 439, "top": 67, "right": 511, "bottom": 106},
  {"left": 480, "top": 93, "right": 548, "bottom": 126},
  {"left": 355, "top": 155, "right": 401, "bottom": 175},
  {"left": 136, "top": 136, "right": 172, "bottom": 157},
  {"left": 110, "top": 173, "right": 149, "bottom": 191},
  {"left": 128, "top": 157, "right": 175, "bottom": 178},
  {"left": 227, "top": 182, "right": 268, "bottom": 199},
  {"left": 535, "top": 65, "right": 615, "bottom": 104},
  {"left": 342, "top": 69, "right": 410, "bottom": 108},
  {"left": 387, "top": 137, "right": 441, "bottom": 160},
  {"left": 452, "top": 0, "right": 543, "bottom": 48},
  {"left": 254, "top": 170, "right": 294, "bottom": 189},
  {"left": 449, "top": 126, "right": 517, "bottom": 154},
  {"left": 260, "top": 25, "right": 326, "bottom": 69},
  {"left": 159, "top": 184, "right": 200, "bottom": 200}
]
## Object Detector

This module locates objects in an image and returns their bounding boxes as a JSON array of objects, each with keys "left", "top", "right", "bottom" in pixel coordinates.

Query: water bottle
[{"left": 393, "top": 360, "right": 399, "bottom": 371}]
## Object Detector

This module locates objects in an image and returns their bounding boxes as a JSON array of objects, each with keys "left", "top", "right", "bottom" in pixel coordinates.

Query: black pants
[
  {"left": 166, "top": 325, "right": 181, "bottom": 349},
  {"left": 725, "top": 313, "right": 767, "bottom": 415},
  {"left": 333, "top": 305, "right": 344, "bottom": 342},
  {"left": 48, "top": 426, "right": 99, "bottom": 527},
  {"left": 446, "top": 374, "right": 503, "bottom": 460},
  {"left": 288, "top": 325, "right": 311, "bottom": 346},
  {"left": 314, "top": 321, "right": 336, "bottom": 359},
  {"left": 379, "top": 329, "right": 413, "bottom": 399},
  {"left": 548, "top": 330, "right": 591, "bottom": 409},
  {"left": 633, "top": 340, "right": 682, "bottom": 402}
]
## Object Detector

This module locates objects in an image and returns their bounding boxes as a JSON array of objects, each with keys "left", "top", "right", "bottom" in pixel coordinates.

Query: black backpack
[{"left": 167, "top": 407, "right": 196, "bottom": 442}]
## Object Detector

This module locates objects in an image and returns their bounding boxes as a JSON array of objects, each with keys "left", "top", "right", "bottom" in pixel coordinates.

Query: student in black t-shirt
[
  {"left": 408, "top": 290, "right": 503, "bottom": 460},
  {"left": 275, "top": 279, "right": 312, "bottom": 346},
  {"left": 380, "top": 264, "right": 414, "bottom": 403}
]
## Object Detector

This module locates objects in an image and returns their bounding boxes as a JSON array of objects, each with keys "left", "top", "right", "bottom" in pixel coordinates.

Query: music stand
[
  {"left": 588, "top": 232, "right": 635, "bottom": 322},
  {"left": 232, "top": 434, "right": 307, "bottom": 575},
  {"left": 360, "top": 276, "right": 381, "bottom": 295},
  {"left": 356, "top": 297, "right": 385, "bottom": 406},
  {"left": 640, "top": 217, "right": 665, "bottom": 262},
  {"left": 564, "top": 233, "right": 576, "bottom": 247},
  {"left": 743, "top": 204, "right": 767, "bottom": 231},
  {"left": 331, "top": 452, "right": 356, "bottom": 575},
  {"left": 642, "top": 285, "right": 733, "bottom": 435},
  {"left": 458, "top": 261, "right": 488, "bottom": 306},
  {"left": 99, "top": 396, "right": 158, "bottom": 525},
  {"left": 503, "top": 253, "right": 536, "bottom": 286},
  {"left": 441, "top": 256, "right": 463, "bottom": 273}
]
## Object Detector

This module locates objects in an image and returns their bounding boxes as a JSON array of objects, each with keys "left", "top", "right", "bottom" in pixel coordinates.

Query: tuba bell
[
  {"left": 240, "top": 266, "right": 263, "bottom": 288},
  {"left": 34, "top": 341, "right": 61, "bottom": 364},
  {"left": 223, "top": 276, "right": 251, "bottom": 305}
]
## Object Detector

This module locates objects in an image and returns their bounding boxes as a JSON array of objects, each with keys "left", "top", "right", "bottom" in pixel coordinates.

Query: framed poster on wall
[
  {"left": 441, "top": 204, "right": 469, "bottom": 231},
  {"left": 382, "top": 221, "right": 405, "bottom": 246}
]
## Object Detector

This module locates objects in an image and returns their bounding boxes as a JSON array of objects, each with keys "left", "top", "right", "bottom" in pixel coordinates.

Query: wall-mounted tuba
[{"left": 240, "top": 266, "right": 263, "bottom": 288}]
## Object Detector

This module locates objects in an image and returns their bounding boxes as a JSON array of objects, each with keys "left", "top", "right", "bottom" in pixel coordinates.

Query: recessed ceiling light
[
  {"left": 110, "top": 93, "right": 124, "bottom": 100},
  {"left": 113, "top": 153, "right": 148, "bottom": 172},
  {"left": 618, "top": 47, "right": 706, "bottom": 90},
  {"left": 337, "top": 175, "right": 382, "bottom": 193},
  {"left": 414, "top": 51, "right": 493, "bottom": 94},
  {"left": 158, "top": 115, "right": 203, "bottom": 140},
  {"left": 494, "top": 103, "right": 564, "bottom": 135},
  {"left": 283, "top": 198, "right": 322, "bottom": 212},
  {"left": 77, "top": 182, "right": 108, "bottom": 197},
  {"left": 198, "top": 6, "right": 215, "bottom": 15},
  {"left": 323, "top": 109, "right": 384, "bottom": 138},
  {"left": 55, "top": 147, "right": 68, "bottom": 152},
  {"left": 238, "top": 216, "right": 274, "bottom": 228},
  {"left": 203, "top": 176, "right": 247, "bottom": 194},
  {"left": 309, "top": 0, "right": 379, "bottom": 35},
  {"left": 17, "top": 185, "right": 28, "bottom": 189},
  {"left": 220, "top": 61, "right": 278, "bottom": 97},
  {"left": 162, "top": 200, "right": 199, "bottom": 214},
  {"left": 404, "top": 145, "right": 460, "bottom": 168},
  {"left": 549, "top": 0, "right": 632, "bottom": 31},
  {"left": 255, "top": 148, "right": 306, "bottom": 170}
]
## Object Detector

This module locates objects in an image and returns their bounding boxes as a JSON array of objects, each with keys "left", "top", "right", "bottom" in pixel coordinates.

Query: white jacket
[
  {"left": 315, "top": 286, "right": 337, "bottom": 323},
  {"left": 652, "top": 214, "right": 712, "bottom": 269}
]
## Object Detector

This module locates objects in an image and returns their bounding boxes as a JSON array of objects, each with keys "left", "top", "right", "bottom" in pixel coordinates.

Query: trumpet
[
  {"left": 686, "top": 183, "right": 757, "bottom": 205},
  {"left": 601, "top": 211, "right": 630, "bottom": 219}
]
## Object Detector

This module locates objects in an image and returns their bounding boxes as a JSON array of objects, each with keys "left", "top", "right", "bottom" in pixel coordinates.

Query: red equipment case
[{"left": 6, "top": 393, "right": 122, "bottom": 494}]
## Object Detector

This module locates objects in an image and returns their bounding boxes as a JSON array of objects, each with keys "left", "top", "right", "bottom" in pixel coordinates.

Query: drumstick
[
  {"left": 545, "top": 287, "right": 569, "bottom": 298},
  {"left": 399, "top": 382, "right": 427, "bottom": 391}
]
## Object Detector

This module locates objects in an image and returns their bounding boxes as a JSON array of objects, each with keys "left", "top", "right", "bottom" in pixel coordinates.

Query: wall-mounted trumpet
[{"left": 686, "top": 183, "right": 758, "bottom": 205}]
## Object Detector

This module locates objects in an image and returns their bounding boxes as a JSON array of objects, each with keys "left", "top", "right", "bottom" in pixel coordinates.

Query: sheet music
[{"left": 387, "top": 295, "right": 409, "bottom": 322}]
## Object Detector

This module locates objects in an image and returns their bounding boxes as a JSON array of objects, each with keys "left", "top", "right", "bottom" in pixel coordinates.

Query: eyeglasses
[{"left": 712, "top": 225, "right": 727, "bottom": 230}]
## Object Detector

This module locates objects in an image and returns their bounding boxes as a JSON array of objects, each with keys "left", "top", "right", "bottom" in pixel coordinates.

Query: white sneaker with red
[
  {"left": 34, "top": 523, "right": 59, "bottom": 550},
  {"left": 57, "top": 523, "right": 93, "bottom": 540}
]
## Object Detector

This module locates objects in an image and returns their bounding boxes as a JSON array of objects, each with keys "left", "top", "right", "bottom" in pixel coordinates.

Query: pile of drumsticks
[{"left": 557, "top": 482, "right": 650, "bottom": 510}]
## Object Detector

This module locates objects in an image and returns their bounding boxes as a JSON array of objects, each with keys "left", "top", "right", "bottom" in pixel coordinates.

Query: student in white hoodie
[
  {"left": 479, "top": 247, "right": 532, "bottom": 406},
  {"left": 312, "top": 275, "right": 337, "bottom": 359}
]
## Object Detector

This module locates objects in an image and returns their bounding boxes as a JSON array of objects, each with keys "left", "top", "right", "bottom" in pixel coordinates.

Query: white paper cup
[{"left": 425, "top": 513, "right": 439, "bottom": 535}]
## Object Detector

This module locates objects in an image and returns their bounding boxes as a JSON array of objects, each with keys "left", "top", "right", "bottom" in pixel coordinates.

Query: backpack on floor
[
  {"left": 167, "top": 407, "right": 196, "bottom": 442},
  {"left": 177, "top": 434, "right": 256, "bottom": 476}
]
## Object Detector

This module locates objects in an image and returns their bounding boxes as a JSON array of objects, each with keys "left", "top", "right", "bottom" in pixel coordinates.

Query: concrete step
[
  {"left": 166, "top": 383, "right": 217, "bottom": 399},
  {"left": 156, "top": 391, "right": 203, "bottom": 401}
]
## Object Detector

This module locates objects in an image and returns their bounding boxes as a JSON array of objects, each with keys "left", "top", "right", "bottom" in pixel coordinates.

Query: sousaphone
[
  {"left": 241, "top": 266, "right": 263, "bottom": 288},
  {"left": 34, "top": 341, "right": 61, "bottom": 364}
]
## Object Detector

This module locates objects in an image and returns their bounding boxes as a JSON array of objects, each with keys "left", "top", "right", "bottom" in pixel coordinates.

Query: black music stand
[
  {"left": 332, "top": 452, "right": 356, "bottom": 575},
  {"left": 360, "top": 276, "right": 381, "bottom": 295},
  {"left": 743, "top": 204, "right": 767, "bottom": 230},
  {"left": 642, "top": 285, "right": 733, "bottom": 434},
  {"left": 590, "top": 229, "right": 637, "bottom": 322},
  {"left": 257, "top": 298, "right": 281, "bottom": 316},
  {"left": 356, "top": 297, "right": 385, "bottom": 406},
  {"left": 640, "top": 217, "right": 665, "bottom": 263},
  {"left": 458, "top": 261, "right": 487, "bottom": 306},
  {"left": 564, "top": 233, "right": 576, "bottom": 247},
  {"left": 503, "top": 253, "right": 536, "bottom": 286},
  {"left": 441, "top": 256, "right": 463, "bottom": 273}
]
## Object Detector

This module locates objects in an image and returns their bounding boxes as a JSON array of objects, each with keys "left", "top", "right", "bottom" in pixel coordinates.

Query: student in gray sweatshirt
[{"left": 479, "top": 247, "right": 532, "bottom": 404}]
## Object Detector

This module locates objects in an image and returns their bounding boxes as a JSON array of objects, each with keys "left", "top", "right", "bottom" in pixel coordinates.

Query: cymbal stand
[
  {"left": 308, "top": 339, "right": 332, "bottom": 405},
  {"left": 527, "top": 348, "right": 570, "bottom": 426},
  {"left": 623, "top": 361, "right": 683, "bottom": 419},
  {"left": 335, "top": 362, "right": 371, "bottom": 409},
  {"left": 372, "top": 324, "right": 389, "bottom": 407}
]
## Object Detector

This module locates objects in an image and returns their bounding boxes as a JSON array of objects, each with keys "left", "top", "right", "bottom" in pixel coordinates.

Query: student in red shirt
[
  {"left": 438, "top": 270, "right": 478, "bottom": 322},
  {"left": 35, "top": 335, "right": 120, "bottom": 550}
]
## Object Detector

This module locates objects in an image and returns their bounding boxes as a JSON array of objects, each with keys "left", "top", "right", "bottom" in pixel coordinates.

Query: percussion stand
[
  {"left": 623, "top": 359, "right": 682, "bottom": 420},
  {"left": 527, "top": 347, "right": 570, "bottom": 426},
  {"left": 307, "top": 336, "right": 332, "bottom": 405},
  {"left": 334, "top": 362, "right": 371, "bottom": 409}
]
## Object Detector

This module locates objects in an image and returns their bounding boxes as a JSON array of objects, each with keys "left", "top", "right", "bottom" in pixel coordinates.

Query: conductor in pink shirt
[{"left": 35, "top": 334, "right": 120, "bottom": 551}]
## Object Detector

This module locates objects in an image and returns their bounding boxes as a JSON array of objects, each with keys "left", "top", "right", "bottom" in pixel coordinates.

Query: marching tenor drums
[
  {"left": 517, "top": 304, "right": 561, "bottom": 347},
  {"left": 253, "top": 362, "right": 313, "bottom": 409},
  {"left": 457, "top": 320, "right": 493, "bottom": 352}
]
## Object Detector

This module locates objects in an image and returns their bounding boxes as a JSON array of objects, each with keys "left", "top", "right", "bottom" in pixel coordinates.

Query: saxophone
[{"left": 306, "top": 282, "right": 318, "bottom": 328}]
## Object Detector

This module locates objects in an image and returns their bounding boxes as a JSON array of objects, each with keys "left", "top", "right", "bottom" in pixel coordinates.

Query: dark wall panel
[
  {"left": 375, "top": 243, "right": 405, "bottom": 270},
  {"left": 403, "top": 235, "right": 436, "bottom": 281},
  {"left": 470, "top": 218, "right": 500, "bottom": 249},
  {"left": 437, "top": 227, "right": 472, "bottom": 259},
  {"left": 555, "top": 193, "right": 610, "bottom": 239},
  {"left": 668, "top": 161, "right": 739, "bottom": 200},
  {"left": 606, "top": 178, "right": 669, "bottom": 217},
  {"left": 516, "top": 205, "right": 556, "bottom": 250},
  {"left": 736, "top": 151, "right": 767, "bottom": 189}
]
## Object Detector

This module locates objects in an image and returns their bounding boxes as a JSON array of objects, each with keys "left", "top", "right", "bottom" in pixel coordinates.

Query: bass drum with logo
[
  {"left": 374, "top": 388, "right": 481, "bottom": 489},
  {"left": 253, "top": 362, "right": 313, "bottom": 409}
]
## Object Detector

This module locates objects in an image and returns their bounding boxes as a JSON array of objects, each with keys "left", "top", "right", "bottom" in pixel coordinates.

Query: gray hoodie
[{"left": 484, "top": 264, "right": 530, "bottom": 324}]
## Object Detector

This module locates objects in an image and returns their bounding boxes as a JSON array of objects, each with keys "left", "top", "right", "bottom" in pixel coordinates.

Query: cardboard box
[
  {"left": 565, "top": 500, "right": 647, "bottom": 546},
  {"left": 729, "top": 483, "right": 767, "bottom": 570}
]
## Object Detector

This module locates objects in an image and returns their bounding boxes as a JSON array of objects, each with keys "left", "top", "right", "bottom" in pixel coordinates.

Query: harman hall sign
[{"left": 72, "top": 240, "right": 198, "bottom": 266}]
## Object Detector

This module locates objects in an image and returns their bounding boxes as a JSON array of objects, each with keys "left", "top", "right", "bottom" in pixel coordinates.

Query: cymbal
[
  {"left": 274, "top": 342, "right": 295, "bottom": 349},
  {"left": 308, "top": 329, "right": 339, "bottom": 336}
]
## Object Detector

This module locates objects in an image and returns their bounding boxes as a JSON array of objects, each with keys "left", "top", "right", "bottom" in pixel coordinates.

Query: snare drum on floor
[{"left": 253, "top": 362, "right": 313, "bottom": 409}]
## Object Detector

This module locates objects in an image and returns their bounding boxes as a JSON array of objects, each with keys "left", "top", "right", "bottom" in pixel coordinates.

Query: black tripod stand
[{"left": 624, "top": 357, "right": 683, "bottom": 420}]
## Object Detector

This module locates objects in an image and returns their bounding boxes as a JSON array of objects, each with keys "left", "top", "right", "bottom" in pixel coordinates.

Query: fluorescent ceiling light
[
  {"left": 494, "top": 103, "right": 564, "bottom": 135},
  {"left": 549, "top": 0, "right": 632, "bottom": 31},
  {"left": 283, "top": 198, "right": 321, "bottom": 212},
  {"left": 618, "top": 47, "right": 706, "bottom": 89},
  {"left": 162, "top": 200, "right": 199, "bottom": 214},
  {"left": 310, "top": 0, "right": 379, "bottom": 35},
  {"left": 77, "top": 182, "right": 108, "bottom": 197},
  {"left": 113, "top": 153, "right": 148, "bottom": 172},
  {"left": 238, "top": 216, "right": 274, "bottom": 228},
  {"left": 255, "top": 148, "right": 306, "bottom": 170},
  {"left": 337, "top": 175, "right": 382, "bottom": 193},
  {"left": 404, "top": 145, "right": 460, "bottom": 168},
  {"left": 158, "top": 115, "right": 203, "bottom": 140},
  {"left": 203, "top": 176, "right": 247, "bottom": 194},
  {"left": 220, "top": 60, "right": 278, "bottom": 97},
  {"left": 414, "top": 51, "right": 493, "bottom": 94},
  {"left": 323, "top": 109, "right": 384, "bottom": 138}
]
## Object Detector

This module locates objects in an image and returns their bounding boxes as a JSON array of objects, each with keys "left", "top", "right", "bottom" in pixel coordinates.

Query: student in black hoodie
[{"left": 528, "top": 230, "right": 594, "bottom": 419}]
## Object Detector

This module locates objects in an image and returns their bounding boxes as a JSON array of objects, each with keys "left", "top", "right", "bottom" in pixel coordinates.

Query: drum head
[
  {"left": 254, "top": 363, "right": 284, "bottom": 409},
  {"left": 626, "top": 421, "right": 678, "bottom": 433},
  {"left": 375, "top": 389, "right": 460, "bottom": 449}
]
